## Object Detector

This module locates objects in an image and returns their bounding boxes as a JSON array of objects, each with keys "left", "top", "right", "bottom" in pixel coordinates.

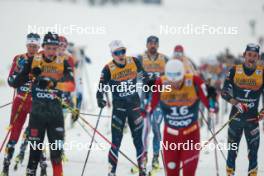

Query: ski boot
[
  {"left": 26, "top": 168, "right": 36, "bottom": 176},
  {"left": 139, "top": 168, "right": 147, "bottom": 176},
  {"left": 14, "top": 150, "right": 26, "bottom": 170},
  {"left": 131, "top": 166, "right": 139, "bottom": 174},
  {"left": 151, "top": 155, "right": 160, "bottom": 170},
  {"left": 14, "top": 154, "right": 21, "bottom": 171},
  {"left": 39, "top": 150, "right": 48, "bottom": 176},
  {"left": 148, "top": 155, "right": 160, "bottom": 176},
  {"left": 108, "top": 173, "right": 116, "bottom": 176},
  {"left": 1, "top": 141, "right": 16, "bottom": 176},
  {"left": 39, "top": 161, "right": 47, "bottom": 176},
  {"left": 0, "top": 158, "right": 10, "bottom": 176},
  {"left": 226, "top": 167, "right": 235, "bottom": 176},
  {"left": 131, "top": 153, "right": 148, "bottom": 174}
]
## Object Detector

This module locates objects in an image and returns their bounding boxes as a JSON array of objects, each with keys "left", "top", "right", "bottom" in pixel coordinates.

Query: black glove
[
  {"left": 38, "top": 77, "right": 57, "bottom": 89},
  {"left": 97, "top": 99, "right": 107, "bottom": 108},
  {"left": 32, "top": 67, "right": 42, "bottom": 77},
  {"left": 71, "top": 109, "right": 80, "bottom": 122},
  {"left": 20, "top": 57, "right": 33, "bottom": 75},
  {"left": 160, "top": 102, "right": 172, "bottom": 114}
]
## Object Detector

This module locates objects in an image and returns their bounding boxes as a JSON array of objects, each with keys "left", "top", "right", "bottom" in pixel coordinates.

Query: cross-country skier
[
  {"left": 221, "top": 43, "right": 264, "bottom": 176},
  {"left": 173, "top": 45, "right": 199, "bottom": 76},
  {"left": 137, "top": 35, "right": 169, "bottom": 171},
  {"left": 10, "top": 32, "right": 75, "bottom": 176},
  {"left": 146, "top": 59, "right": 212, "bottom": 176},
  {"left": 96, "top": 40, "right": 149, "bottom": 176},
  {"left": 1, "top": 33, "right": 40, "bottom": 176}
]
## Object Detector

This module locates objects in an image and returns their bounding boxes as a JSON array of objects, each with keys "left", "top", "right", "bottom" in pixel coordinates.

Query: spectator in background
[{"left": 173, "top": 45, "right": 199, "bottom": 75}]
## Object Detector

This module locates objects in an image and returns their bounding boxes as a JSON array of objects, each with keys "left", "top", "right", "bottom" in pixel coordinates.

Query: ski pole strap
[{"left": 199, "top": 109, "right": 227, "bottom": 161}]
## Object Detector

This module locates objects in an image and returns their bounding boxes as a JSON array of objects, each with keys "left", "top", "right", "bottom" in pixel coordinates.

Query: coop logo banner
[
  {"left": 160, "top": 24, "right": 238, "bottom": 36},
  {"left": 27, "top": 24, "right": 106, "bottom": 35}
]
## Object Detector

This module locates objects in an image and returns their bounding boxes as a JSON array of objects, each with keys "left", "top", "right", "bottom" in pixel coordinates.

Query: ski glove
[
  {"left": 97, "top": 99, "right": 107, "bottom": 108},
  {"left": 38, "top": 77, "right": 57, "bottom": 89},
  {"left": 72, "top": 109, "right": 80, "bottom": 122},
  {"left": 19, "top": 57, "right": 33, "bottom": 75},
  {"left": 235, "top": 102, "right": 248, "bottom": 113},
  {"left": 32, "top": 67, "right": 42, "bottom": 77}
]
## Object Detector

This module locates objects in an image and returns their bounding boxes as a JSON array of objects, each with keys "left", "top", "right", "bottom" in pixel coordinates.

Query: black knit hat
[{"left": 42, "top": 32, "right": 59, "bottom": 46}]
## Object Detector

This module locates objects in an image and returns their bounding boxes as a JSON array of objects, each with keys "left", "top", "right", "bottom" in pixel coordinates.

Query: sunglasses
[
  {"left": 113, "top": 49, "right": 126, "bottom": 56},
  {"left": 167, "top": 72, "right": 182, "bottom": 78},
  {"left": 246, "top": 52, "right": 258, "bottom": 58},
  {"left": 174, "top": 51, "right": 183, "bottom": 58}
]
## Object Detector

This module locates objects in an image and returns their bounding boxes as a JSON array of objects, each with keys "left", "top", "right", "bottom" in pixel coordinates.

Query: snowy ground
[{"left": 0, "top": 0, "right": 264, "bottom": 175}]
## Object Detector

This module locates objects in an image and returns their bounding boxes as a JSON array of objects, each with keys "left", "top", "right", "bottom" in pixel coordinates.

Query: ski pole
[
  {"left": 199, "top": 109, "right": 227, "bottom": 161},
  {"left": 80, "top": 112, "right": 110, "bottom": 118},
  {"left": 81, "top": 108, "right": 103, "bottom": 176},
  {"left": 0, "top": 90, "right": 31, "bottom": 153},
  {"left": 79, "top": 115, "right": 138, "bottom": 168},
  {"left": 0, "top": 102, "right": 12, "bottom": 109},
  {"left": 77, "top": 121, "right": 98, "bottom": 144},
  {"left": 204, "top": 111, "right": 239, "bottom": 146},
  {"left": 178, "top": 111, "right": 240, "bottom": 172},
  {"left": 212, "top": 119, "right": 220, "bottom": 176},
  {"left": 51, "top": 92, "right": 139, "bottom": 169}
]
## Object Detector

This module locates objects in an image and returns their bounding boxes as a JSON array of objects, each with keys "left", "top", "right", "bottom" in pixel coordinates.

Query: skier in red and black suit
[
  {"left": 1, "top": 33, "right": 41, "bottom": 176},
  {"left": 146, "top": 59, "right": 213, "bottom": 176}
]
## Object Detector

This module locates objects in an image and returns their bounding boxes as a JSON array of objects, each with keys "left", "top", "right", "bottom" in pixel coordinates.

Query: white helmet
[
  {"left": 109, "top": 40, "right": 125, "bottom": 52},
  {"left": 165, "top": 60, "right": 185, "bottom": 82}
]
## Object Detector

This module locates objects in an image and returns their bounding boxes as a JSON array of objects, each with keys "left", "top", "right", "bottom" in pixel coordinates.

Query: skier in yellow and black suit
[
  {"left": 221, "top": 43, "right": 264, "bottom": 176},
  {"left": 12, "top": 32, "right": 75, "bottom": 176},
  {"left": 96, "top": 40, "right": 149, "bottom": 176},
  {"left": 137, "top": 36, "right": 169, "bottom": 170}
]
